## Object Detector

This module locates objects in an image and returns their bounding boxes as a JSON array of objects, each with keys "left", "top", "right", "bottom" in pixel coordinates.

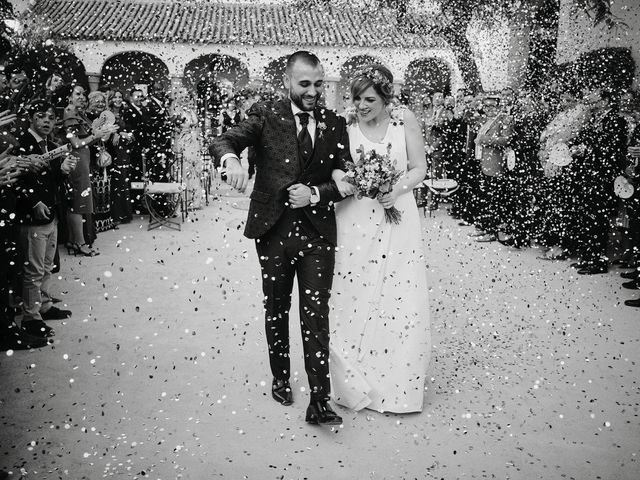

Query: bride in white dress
[{"left": 330, "top": 65, "right": 431, "bottom": 413}]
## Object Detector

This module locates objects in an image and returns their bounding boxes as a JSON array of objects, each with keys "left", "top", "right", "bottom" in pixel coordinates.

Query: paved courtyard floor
[{"left": 1, "top": 182, "right": 639, "bottom": 479}]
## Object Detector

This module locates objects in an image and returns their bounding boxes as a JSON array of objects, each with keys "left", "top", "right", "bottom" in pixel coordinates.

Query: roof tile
[{"left": 36, "top": 0, "right": 442, "bottom": 49}]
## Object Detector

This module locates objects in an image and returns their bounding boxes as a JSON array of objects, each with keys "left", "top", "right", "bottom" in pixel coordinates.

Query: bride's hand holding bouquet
[{"left": 343, "top": 143, "right": 404, "bottom": 224}]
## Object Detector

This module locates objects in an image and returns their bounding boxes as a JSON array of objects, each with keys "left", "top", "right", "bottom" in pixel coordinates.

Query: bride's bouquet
[{"left": 343, "top": 144, "right": 404, "bottom": 224}]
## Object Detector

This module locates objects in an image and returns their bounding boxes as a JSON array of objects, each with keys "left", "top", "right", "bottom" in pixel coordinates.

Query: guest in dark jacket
[
  {"left": 0, "top": 128, "right": 49, "bottom": 350},
  {"left": 622, "top": 125, "right": 640, "bottom": 307},
  {"left": 144, "top": 83, "right": 173, "bottom": 182},
  {"left": 570, "top": 89, "right": 628, "bottom": 274},
  {"left": 107, "top": 90, "right": 133, "bottom": 223},
  {"left": 15, "top": 100, "right": 76, "bottom": 338},
  {"left": 121, "top": 88, "right": 148, "bottom": 183}
]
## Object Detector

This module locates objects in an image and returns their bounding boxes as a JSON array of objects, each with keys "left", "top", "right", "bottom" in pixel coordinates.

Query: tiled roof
[{"left": 34, "top": 0, "right": 443, "bottom": 48}]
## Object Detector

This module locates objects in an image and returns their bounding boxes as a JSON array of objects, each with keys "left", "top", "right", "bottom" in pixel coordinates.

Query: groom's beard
[{"left": 289, "top": 90, "right": 320, "bottom": 112}]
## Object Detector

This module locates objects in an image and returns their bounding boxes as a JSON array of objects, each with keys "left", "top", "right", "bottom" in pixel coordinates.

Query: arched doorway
[
  {"left": 183, "top": 54, "right": 250, "bottom": 94},
  {"left": 5, "top": 45, "right": 88, "bottom": 89},
  {"left": 101, "top": 51, "right": 170, "bottom": 94},
  {"left": 404, "top": 57, "right": 452, "bottom": 106},
  {"left": 338, "top": 55, "right": 385, "bottom": 111},
  {"left": 263, "top": 55, "right": 288, "bottom": 95},
  {"left": 184, "top": 54, "right": 249, "bottom": 136}
]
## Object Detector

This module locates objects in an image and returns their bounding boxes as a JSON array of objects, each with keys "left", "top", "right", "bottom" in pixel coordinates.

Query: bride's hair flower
[
  {"left": 349, "top": 64, "right": 396, "bottom": 107},
  {"left": 353, "top": 66, "right": 393, "bottom": 90}
]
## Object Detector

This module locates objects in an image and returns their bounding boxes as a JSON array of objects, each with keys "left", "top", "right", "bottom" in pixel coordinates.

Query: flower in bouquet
[{"left": 343, "top": 144, "right": 404, "bottom": 224}]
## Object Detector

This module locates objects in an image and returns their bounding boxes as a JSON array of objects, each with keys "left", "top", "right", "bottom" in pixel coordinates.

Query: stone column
[
  {"left": 169, "top": 75, "right": 183, "bottom": 94},
  {"left": 506, "top": 5, "right": 537, "bottom": 89},
  {"left": 86, "top": 72, "right": 101, "bottom": 92}
]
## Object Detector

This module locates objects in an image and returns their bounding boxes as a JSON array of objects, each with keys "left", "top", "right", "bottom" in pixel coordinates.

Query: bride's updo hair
[{"left": 350, "top": 64, "right": 395, "bottom": 105}]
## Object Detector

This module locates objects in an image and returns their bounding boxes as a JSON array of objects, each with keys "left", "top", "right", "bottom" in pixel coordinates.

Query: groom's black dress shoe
[
  {"left": 272, "top": 378, "right": 293, "bottom": 406},
  {"left": 305, "top": 400, "right": 343, "bottom": 425}
]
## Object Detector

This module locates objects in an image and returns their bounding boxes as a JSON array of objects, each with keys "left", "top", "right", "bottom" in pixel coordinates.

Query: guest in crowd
[
  {"left": 614, "top": 90, "right": 640, "bottom": 267},
  {"left": 107, "top": 90, "right": 133, "bottom": 224},
  {"left": 145, "top": 82, "right": 173, "bottom": 182},
  {"left": 455, "top": 93, "right": 485, "bottom": 225},
  {"left": 622, "top": 125, "right": 640, "bottom": 307},
  {"left": 0, "top": 117, "right": 49, "bottom": 350},
  {"left": 63, "top": 84, "right": 117, "bottom": 256},
  {"left": 15, "top": 100, "right": 77, "bottom": 338},
  {"left": 86, "top": 90, "right": 116, "bottom": 233},
  {"left": 240, "top": 92, "right": 261, "bottom": 179},
  {"left": 1, "top": 66, "right": 32, "bottom": 139},
  {"left": 536, "top": 91, "right": 590, "bottom": 260},
  {"left": 217, "top": 96, "right": 244, "bottom": 135},
  {"left": 449, "top": 89, "right": 473, "bottom": 220},
  {"left": 122, "top": 88, "right": 148, "bottom": 184},
  {"left": 498, "top": 93, "right": 546, "bottom": 248},
  {"left": 35, "top": 72, "right": 66, "bottom": 113},
  {"left": 425, "top": 91, "right": 452, "bottom": 178},
  {"left": 569, "top": 88, "right": 627, "bottom": 275},
  {"left": 472, "top": 95, "right": 513, "bottom": 242}
]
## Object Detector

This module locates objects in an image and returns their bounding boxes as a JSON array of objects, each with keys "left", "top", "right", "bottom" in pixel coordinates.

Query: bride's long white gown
[{"left": 330, "top": 110, "right": 431, "bottom": 413}]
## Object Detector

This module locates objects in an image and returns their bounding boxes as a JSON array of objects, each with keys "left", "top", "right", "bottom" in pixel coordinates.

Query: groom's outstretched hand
[
  {"left": 288, "top": 183, "right": 311, "bottom": 209},
  {"left": 223, "top": 156, "right": 249, "bottom": 193}
]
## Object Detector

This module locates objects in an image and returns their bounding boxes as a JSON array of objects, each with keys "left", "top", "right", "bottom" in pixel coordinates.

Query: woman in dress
[
  {"left": 171, "top": 87, "right": 204, "bottom": 210},
  {"left": 63, "top": 85, "right": 117, "bottom": 256},
  {"left": 86, "top": 91, "right": 116, "bottom": 233},
  {"left": 329, "top": 65, "right": 431, "bottom": 413}
]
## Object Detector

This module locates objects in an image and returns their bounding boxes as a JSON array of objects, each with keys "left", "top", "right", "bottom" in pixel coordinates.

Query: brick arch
[
  {"left": 263, "top": 55, "right": 289, "bottom": 92},
  {"left": 100, "top": 50, "right": 170, "bottom": 94},
  {"left": 403, "top": 56, "right": 454, "bottom": 104},
  {"left": 183, "top": 54, "right": 250, "bottom": 94}
]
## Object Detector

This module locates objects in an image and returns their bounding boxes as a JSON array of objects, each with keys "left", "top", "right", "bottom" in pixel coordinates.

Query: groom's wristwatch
[{"left": 309, "top": 186, "right": 320, "bottom": 206}]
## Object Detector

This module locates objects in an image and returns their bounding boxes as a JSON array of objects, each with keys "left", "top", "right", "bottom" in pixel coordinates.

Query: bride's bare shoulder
[{"left": 391, "top": 105, "right": 419, "bottom": 126}]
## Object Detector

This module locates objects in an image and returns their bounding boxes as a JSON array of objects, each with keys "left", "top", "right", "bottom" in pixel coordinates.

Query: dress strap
[{"left": 390, "top": 105, "right": 406, "bottom": 123}]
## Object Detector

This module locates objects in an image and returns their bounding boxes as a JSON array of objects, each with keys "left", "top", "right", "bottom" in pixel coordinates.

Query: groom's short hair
[{"left": 286, "top": 51, "right": 321, "bottom": 74}]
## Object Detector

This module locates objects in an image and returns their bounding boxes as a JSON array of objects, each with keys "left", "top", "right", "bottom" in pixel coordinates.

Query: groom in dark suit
[{"left": 211, "top": 51, "right": 351, "bottom": 425}]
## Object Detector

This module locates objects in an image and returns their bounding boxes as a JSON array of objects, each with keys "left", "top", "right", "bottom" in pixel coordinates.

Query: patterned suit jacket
[{"left": 210, "top": 99, "right": 351, "bottom": 244}]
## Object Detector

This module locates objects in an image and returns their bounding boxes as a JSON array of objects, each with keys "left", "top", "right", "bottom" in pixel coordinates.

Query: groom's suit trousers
[{"left": 255, "top": 217, "right": 334, "bottom": 402}]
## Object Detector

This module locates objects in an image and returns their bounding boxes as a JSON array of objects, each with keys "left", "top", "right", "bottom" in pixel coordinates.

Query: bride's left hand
[{"left": 377, "top": 190, "right": 398, "bottom": 209}]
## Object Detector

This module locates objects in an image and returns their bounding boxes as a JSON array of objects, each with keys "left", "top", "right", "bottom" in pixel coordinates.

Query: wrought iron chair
[{"left": 142, "top": 152, "right": 185, "bottom": 231}]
